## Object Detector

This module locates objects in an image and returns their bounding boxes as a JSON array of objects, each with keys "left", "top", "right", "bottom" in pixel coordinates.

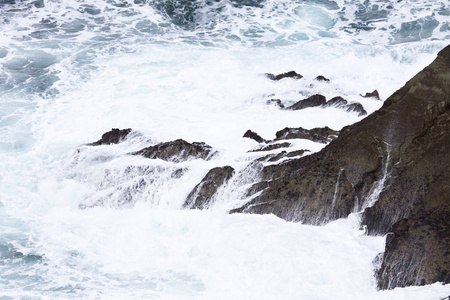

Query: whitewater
[{"left": 1, "top": 0, "right": 449, "bottom": 299}]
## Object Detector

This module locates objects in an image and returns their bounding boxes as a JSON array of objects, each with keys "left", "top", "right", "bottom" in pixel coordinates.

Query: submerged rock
[
  {"left": 266, "top": 70, "right": 303, "bottom": 81},
  {"left": 133, "top": 139, "right": 215, "bottom": 162},
  {"left": 183, "top": 166, "right": 235, "bottom": 209},
  {"left": 266, "top": 99, "right": 285, "bottom": 109},
  {"left": 232, "top": 44, "right": 450, "bottom": 288},
  {"left": 89, "top": 128, "right": 132, "bottom": 146}
]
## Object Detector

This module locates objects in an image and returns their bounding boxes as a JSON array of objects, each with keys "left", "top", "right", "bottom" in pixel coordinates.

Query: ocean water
[{"left": 0, "top": 0, "right": 449, "bottom": 299}]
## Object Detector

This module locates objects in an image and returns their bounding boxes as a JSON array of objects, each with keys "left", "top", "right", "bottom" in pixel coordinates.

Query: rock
[
  {"left": 89, "top": 128, "right": 132, "bottom": 146},
  {"left": 274, "top": 126, "right": 339, "bottom": 144},
  {"left": 231, "top": 44, "right": 450, "bottom": 289},
  {"left": 250, "top": 142, "right": 291, "bottom": 152},
  {"left": 375, "top": 213, "right": 450, "bottom": 289},
  {"left": 183, "top": 166, "right": 235, "bottom": 209},
  {"left": 255, "top": 149, "right": 308, "bottom": 163},
  {"left": 266, "top": 70, "right": 303, "bottom": 81},
  {"left": 322, "top": 96, "right": 367, "bottom": 116},
  {"left": 315, "top": 75, "right": 330, "bottom": 82},
  {"left": 287, "top": 94, "right": 327, "bottom": 110},
  {"left": 266, "top": 99, "right": 285, "bottom": 109},
  {"left": 322, "top": 96, "right": 348, "bottom": 108},
  {"left": 243, "top": 130, "right": 266, "bottom": 143},
  {"left": 361, "top": 89, "right": 380, "bottom": 99},
  {"left": 133, "top": 139, "right": 215, "bottom": 162},
  {"left": 345, "top": 103, "right": 367, "bottom": 116}
]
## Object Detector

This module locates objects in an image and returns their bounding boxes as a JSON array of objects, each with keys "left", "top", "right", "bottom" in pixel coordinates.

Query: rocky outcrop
[
  {"left": 345, "top": 102, "right": 367, "bottom": 116},
  {"left": 285, "top": 94, "right": 367, "bottom": 116},
  {"left": 314, "top": 75, "right": 330, "bottom": 82},
  {"left": 361, "top": 89, "right": 380, "bottom": 99},
  {"left": 183, "top": 166, "right": 235, "bottom": 209},
  {"left": 89, "top": 128, "right": 132, "bottom": 145},
  {"left": 133, "top": 139, "right": 215, "bottom": 162},
  {"left": 231, "top": 44, "right": 450, "bottom": 288},
  {"left": 243, "top": 130, "right": 266, "bottom": 143},
  {"left": 287, "top": 94, "right": 326, "bottom": 110},
  {"left": 266, "top": 70, "right": 303, "bottom": 81},
  {"left": 274, "top": 126, "right": 339, "bottom": 143}
]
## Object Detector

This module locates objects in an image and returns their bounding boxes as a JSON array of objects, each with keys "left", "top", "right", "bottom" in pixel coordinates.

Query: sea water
[{"left": 0, "top": 0, "right": 449, "bottom": 299}]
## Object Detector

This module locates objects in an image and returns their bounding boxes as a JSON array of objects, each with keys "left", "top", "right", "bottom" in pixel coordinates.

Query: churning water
[{"left": 0, "top": 0, "right": 449, "bottom": 299}]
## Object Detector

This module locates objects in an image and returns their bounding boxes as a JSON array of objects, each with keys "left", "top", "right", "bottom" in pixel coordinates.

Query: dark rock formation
[
  {"left": 287, "top": 94, "right": 327, "bottom": 110},
  {"left": 322, "top": 96, "right": 367, "bottom": 116},
  {"left": 243, "top": 130, "right": 266, "bottom": 143},
  {"left": 315, "top": 75, "right": 330, "bottom": 82},
  {"left": 375, "top": 213, "right": 450, "bottom": 289},
  {"left": 266, "top": 99, "right": 285, "bottom": 109},
  {"left": 322, "top": 96, "right": 348, "bottom": 108},
  {"left": 266, "top": 70, "right": 303, "bottom": 81},
  {"left": 89, "top": 128, "right": 132, "bottom": 146},
  {"left": 255, "top": 149, "right": 308, "bottom": 163},
  {"left": 250, "top": 142, "right": 291, "bottom": 152},
  {"left": 133, "top": 139, "right": 215, "bottom": 162},
  {"left": 231, "top": 44, "right": 450, "bottom": 288},
  {"left": 345, "top": 103, "right": 367, "bottom": 116},
  {"left": 183, "top": 166, "right": 235, "bottom": 209},
  {"left": 361, "top": 89, "right": 380, "bottom": 99},
  {"left": 274, "top": 126, "right": 339, "bottom": 143}
]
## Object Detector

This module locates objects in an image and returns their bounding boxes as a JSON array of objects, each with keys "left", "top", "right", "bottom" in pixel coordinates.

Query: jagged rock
[
  {"left": 322, "top": 97, "right": 367, "bottom": 116},
  {"left": 250, "top": 142, "right": 291, "bottom": 152},
  {"left": 361, "top": 89, "right": 380, "bottom": 99},
  {"left": 322, "top": 96, "right": 348, "bottom": 108},
  {"left": 89, "top": 128, "right": 132, "bottom": 146},
  {"left": 183, "top": 166, "right": 235, "bottom": 209},
  {"left": 255, "top": 149, "right": 308, "bottom": 163},
  {"left": 287, "top": 94, "right": 327, "bottom": 110},
  {"left": 266, "top": 99, "right": 285, "bottom": 109},
  {"left": 266, "top": 70, "right": 303, "bottom": 81},
  {"left": 231, "top": 44, "right": 450, "bottom": 289},
  {"left": 345, "top": 103, "right": 367, "bottom": 116},
  {"left": 133, "top": 139, "right": 215, "bottom": 162},
  {"left": 274, "top": 126, "right": 339, "bottom": 144},
  {"left": 243, "top": 130, "right": 266, "bottom": 143},
  {"left": 375, "top": 213, "right": 450, "bottom": 289},
  {"left": 315, "top": 75, "right": 330, "bottom": 82}
]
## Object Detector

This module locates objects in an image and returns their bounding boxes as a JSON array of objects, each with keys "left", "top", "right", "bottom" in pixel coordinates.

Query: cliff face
[{"left": 227, "top": 44, "right": 450, "bottom": 288}]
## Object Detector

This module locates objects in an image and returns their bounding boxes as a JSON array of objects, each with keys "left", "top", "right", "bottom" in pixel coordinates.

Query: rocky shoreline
[{"left": 86, "top": 45, "right": 450, "bottom": 290}]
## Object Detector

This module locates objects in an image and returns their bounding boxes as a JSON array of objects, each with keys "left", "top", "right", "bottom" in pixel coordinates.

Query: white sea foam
[{"left": 0, "top": 0, "right": 449, "bottom": 299}]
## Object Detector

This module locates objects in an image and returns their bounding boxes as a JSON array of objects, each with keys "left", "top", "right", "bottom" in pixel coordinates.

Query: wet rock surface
[
  {"left": 361, "top": 89, "right": 380, "bottom": 99},
  {"left": 133, "top": 139, "right": 215, "bottom": 162},
  {"left": 274, "top": 126, "right": 339, "bottom": 143},
  {"left": 232, "top": 45, "right": 450, "bottom": 288},
  {"left": 89, "top": 128, "right": 132, "bottom": 145},
  {"left": 243, "top": 129, "right": 266, "bottom": 143},
  {"left": 287, "top": 94, "right": 327, "bottom": 110},
  {"left": 265, "top": 70, "right": 303, "bottom": 81},
  {"left": 183, "top": 166, "right": 235, "bottom": 209}
]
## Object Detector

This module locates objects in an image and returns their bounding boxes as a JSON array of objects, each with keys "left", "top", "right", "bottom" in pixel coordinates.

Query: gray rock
[
  {"left": 133, "top": 139, "right": 215, "bottom": 163},
  {"left": 232, "top": 44, "right": 450, "bottom": 288},
  {"left": 287, "top": 94, "right": 327, "bottom": 110},
  {"left": 89, "top": 128, "right": 132, "bottom": 146},
  {"left": 266, "top": 70, "right": 303, "bottom": 81},
  {"left": 183, "top": 166, "right": 235, "bottom": 209}
]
